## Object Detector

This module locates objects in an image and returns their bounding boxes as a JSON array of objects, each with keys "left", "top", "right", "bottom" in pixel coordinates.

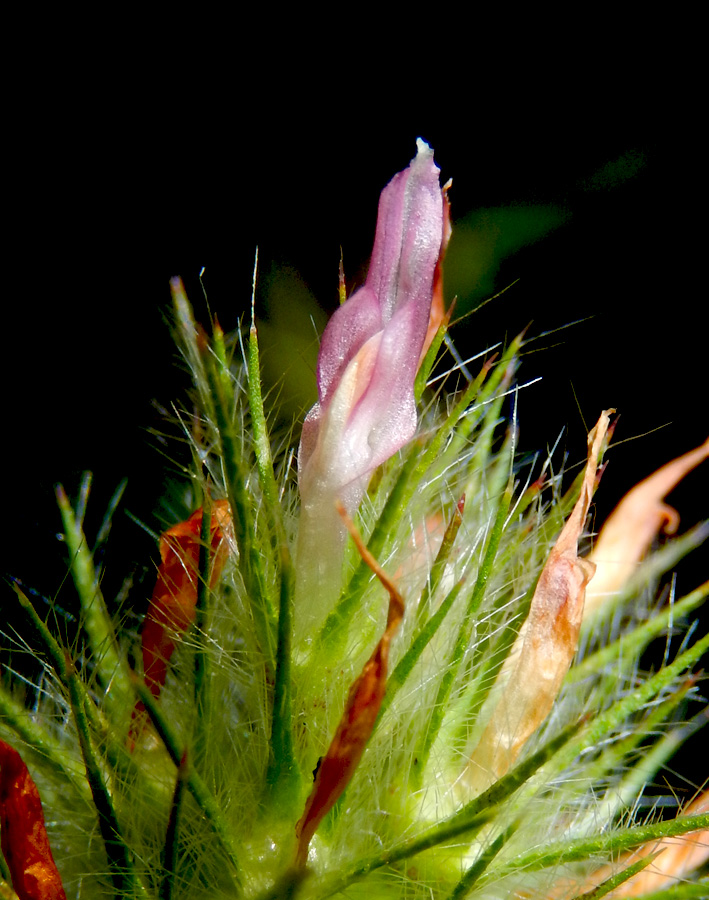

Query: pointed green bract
[
  {"left": 246, "top": 288, "right": 300, "bottom": 806},
  {"left": 55, "top": 478, "right": 132, "bottom": 716}
]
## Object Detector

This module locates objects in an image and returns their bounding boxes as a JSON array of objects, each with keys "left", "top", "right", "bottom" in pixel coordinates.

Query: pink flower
[
  {"left": 299, "top": 140, "right": 449, "bottom": 518},
  {"left": 295, "top": 140, "right": 449, "bottom": 636}
]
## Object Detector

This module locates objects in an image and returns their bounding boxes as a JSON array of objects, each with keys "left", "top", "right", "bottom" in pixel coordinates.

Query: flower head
[{"left": 5, "top": 144, "right": 709, "bottom": 900}]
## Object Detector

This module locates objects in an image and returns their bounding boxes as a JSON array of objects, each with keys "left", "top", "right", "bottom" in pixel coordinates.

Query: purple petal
[
  {"left": 367, "top": 139, "right": 443, "bottom": 328},
  {"left": 294, "top": 140, "right": 448, "bottom": 637},
  {"left": 340, "top": 299, "right": 424, "bottom": 477},
  {"left": 316, "top": 284, "right": 382, "bottom": 407},
  {"left": 299, "top": 140, "right": 445, "bottom": 505},
  {"left": 315, "top": 140, "right": 443, "bottom": 411}
]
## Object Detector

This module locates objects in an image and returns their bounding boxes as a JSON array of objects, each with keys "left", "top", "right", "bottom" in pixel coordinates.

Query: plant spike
[{"left": 4, "top": 144, "right": 708, "bottom": 900}]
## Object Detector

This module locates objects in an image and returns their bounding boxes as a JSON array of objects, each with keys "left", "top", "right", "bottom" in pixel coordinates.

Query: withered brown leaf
[{"left": 465, "top": 411, "right": 612, "bottom": 792}]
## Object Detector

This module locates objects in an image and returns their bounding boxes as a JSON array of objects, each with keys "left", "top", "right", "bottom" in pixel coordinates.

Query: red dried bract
[
  {"left": 295, "top": 503, "right": 405, "bottom": 867},
  {"left": 0, "top": 739, "right": 67, "bottom": 900},
  {"left": 129, "top": 500, "right": 232, "bottom": 745}
]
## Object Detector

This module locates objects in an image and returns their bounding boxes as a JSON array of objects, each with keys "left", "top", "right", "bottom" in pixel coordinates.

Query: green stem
[
  {"left": 414, "top": 311, "right": 450, "bottom": 402},
  {"left": 568, "top": 854, "right": 659, "bottom": 900},
  {"left": 554, "top": 631, "right": 709, "bottom": 780},
  {"left": 446, "top": 823, "right": 518, "bottom": 900},
  {"left": 483, "top": 814, "right": 709, "bottom": 886},
  {"left": 414, "top": 495, "right": 466, "bottom": 632},
  {"left": 160, "top": 751, "right": 189, "bottom": 900},
  {"left": 380, "top": 578, "right": 466, "bottom": 725},
  {"left": 570, "top": 580, "right": 709, "bottom": 684}
]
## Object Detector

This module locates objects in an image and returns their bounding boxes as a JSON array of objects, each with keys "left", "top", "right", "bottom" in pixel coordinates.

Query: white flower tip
[{"left": 415, "top": 137, "right": 434, "bottom": 158}]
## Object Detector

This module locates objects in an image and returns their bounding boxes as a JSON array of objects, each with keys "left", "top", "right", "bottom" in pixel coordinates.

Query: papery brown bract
[
  {"left": 585, "top": 436, "right": 709, "bottom": 615},
  {"left": 465, "top": 412, "right": 612, "bottom": 792},
  {"left": 0, "top": 740, "right": 67, "bottom": 900}
]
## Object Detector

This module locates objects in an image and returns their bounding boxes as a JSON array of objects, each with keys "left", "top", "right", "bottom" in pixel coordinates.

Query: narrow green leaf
[
  {"left": 484, "top": 813, "right": 709, "bottom": 884},
  {"left": 266, "top": 541, "right": 301, "bottom": 808},
  {"left": 202, "top": 324, "right": 276, "bottom": 663},
  {"left": 247, "top": 283, "right": 285, "bottom": 531},
  {"left": 446, "top": 823, "right": 518, "bottom": 900},
  {"left": 0, "top": 681, "right": 87, "bottom": 796},
  {"left": 55, "top": 482, "right": 131, "bottom": 715},
  {"left": 247, "top": 294, "right": 299, "bottom": 800},
  {"left": 568, "top": 852, "right": 659, "bottom": 899},
  {"left": 439, "top": 331, "right": 523, "bottom": 469},
  {"left": 414, "top": 478, "right": 514, "bottom": 783}
]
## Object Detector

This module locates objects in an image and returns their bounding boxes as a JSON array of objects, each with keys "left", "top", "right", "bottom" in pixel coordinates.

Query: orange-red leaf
[
  {"left": 141, "top": 500, "right": 231, "bottom": 696},
  {"left": 294, "top": 503, "right": 405, "bottom": 867},
  {"left": 0, "top": 740, "right": 67, "bottom": 900},
  {"left": 129, "top": 500, "right": 231, "bottom": 746}
]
